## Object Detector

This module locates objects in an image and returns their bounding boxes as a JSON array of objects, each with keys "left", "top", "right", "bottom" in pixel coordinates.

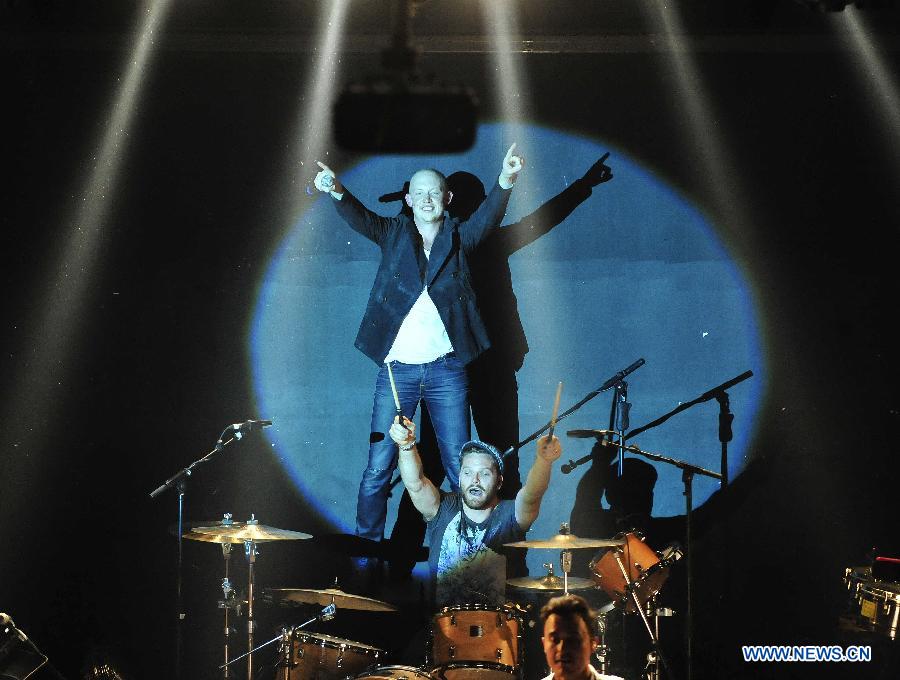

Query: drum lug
[
  {"left": 495, "top": 648, "right": 503, "bottom": 660},
  {"left": 450, "top": 615, "right": 456, "bottom": 626},
  {"left": 448, "top": 645, "right": 456, "bottom": 659}
]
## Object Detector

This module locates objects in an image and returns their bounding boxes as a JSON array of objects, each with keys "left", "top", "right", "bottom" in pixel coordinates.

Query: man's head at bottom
[{"left": 541, "top": 594, "right": 599, "bottom": 679}]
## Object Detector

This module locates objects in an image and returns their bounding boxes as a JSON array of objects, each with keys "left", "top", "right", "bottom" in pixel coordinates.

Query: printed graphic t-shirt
[{"left": 426, "top": 492, "right": 526, "bottom": 607}]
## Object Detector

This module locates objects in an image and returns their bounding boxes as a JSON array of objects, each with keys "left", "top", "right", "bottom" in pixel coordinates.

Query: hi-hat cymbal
[
  {"left": 507, "top": 574, "right": 595, "bottom": 592},
  {"left": 504, "top": 534, "right": 625, "bottom": 549},
  {"left": 188, "top": 522, "right": 312, "bottom": 543},
  {"left": 264, "top": 588, "right": 398, "bottom": 612}
]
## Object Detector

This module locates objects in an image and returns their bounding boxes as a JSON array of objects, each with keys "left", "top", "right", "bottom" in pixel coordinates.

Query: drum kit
[
  {"left": 842, "top": 557, "right": 900, "bottom": 641},
  {"left": 179, "top": 513, "right": 679, "bottom": 680}
]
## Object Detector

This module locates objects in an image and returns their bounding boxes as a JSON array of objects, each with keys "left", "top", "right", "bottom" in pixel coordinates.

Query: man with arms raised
[
  {"left": 389, "top": 416, "right": 561, "bottom": 606},
  {"left": 313, "top": 147, "right": 525, "bottom": 562}
]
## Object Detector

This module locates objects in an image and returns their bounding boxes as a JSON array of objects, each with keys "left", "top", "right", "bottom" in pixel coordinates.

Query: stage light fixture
[{"left": 333, "top": 0, "right": 478, "bottom": 152}]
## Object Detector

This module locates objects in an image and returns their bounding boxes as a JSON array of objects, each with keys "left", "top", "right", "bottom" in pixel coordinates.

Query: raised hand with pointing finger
[
  {"left": 313, "top": 161, "right": 343, "bottom": 195},
  {"left": 499, "top": 143, "right": 525, "bottom": 189}
]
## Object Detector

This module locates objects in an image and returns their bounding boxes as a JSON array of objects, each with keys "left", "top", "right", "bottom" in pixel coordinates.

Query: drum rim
[
  {"left": 436, "top": 603, "right": 521, "bottom": 616},
  {"left": 355, "top": 664, "right": 436, "bottom": 679},
  {"left": 430, "top": 661, "right": 517, "bottom": 672},
  {"left": 859, "top": 583, "right": 900, "bottom": 601}
]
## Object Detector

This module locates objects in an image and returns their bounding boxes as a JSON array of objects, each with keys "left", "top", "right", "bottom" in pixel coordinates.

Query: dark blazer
[{"left": 332, "top": 182, "right": 512, "bottom": 366}]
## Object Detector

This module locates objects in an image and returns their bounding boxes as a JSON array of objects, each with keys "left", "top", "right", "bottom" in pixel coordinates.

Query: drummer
[{"left": 389, "top": 416, "right": 561, "bottom": 607}]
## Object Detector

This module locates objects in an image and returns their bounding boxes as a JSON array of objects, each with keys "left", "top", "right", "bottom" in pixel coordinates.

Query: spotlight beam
[
  {"left": 1, "top": 0, "right": 173, "bottom": 508},
  {"left": 833, "top": 7, "right": 900, "bottom": 172}
]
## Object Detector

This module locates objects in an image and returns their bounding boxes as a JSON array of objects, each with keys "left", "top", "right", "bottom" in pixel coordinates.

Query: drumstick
[
  {"left": 386, "top": 363, "right": 409, "bottom": 432},
  {"left": 547, "top": 381, "right": 563, "bottom": 440}
]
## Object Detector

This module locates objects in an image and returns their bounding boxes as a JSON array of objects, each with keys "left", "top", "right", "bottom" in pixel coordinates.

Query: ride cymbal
[
  {"left": 264, "top": 588, "right": 398, "bottom": 612},
  {"left": 189, "top": 522, "right": 312, "bottom": 543},
  {"left": 504, "top": 534, "right": 625, "bottom": 549}
]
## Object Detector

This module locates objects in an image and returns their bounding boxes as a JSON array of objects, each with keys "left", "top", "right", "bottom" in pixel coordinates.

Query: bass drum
[{"left": 355, "top": 666, "right": 437, "bottom": 680}]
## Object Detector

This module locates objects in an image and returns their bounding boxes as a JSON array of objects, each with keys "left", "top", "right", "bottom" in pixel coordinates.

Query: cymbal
[
  {"left": 504, "top": 534, "right": 625, "bottom": 549},
  {"left": 264, "top": 588, "right": 398, "bottom": 612},
  {"left": 507, "top": 574, "right": 595, "bottom": 591},
  {"left": 567, "top": 429, "right": 617, "bottom": 439},
  {"left": 189, "top": 522, "right": 312, "bottom": 543}
]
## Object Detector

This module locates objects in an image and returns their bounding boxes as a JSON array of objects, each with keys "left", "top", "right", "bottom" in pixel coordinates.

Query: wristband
[{"left": 399, "top": 441, "right": 416, "bottom": 452}]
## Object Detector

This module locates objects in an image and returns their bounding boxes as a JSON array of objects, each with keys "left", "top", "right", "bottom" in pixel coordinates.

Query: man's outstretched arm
[
  {"left": 390, "top": 416, "right": 442, "bottom": 521},
  {"left": 515, "top": 434, "right": 562, "bottom": 530}
]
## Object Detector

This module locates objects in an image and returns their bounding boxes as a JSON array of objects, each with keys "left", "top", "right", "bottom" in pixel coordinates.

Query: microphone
[{"left": 598, "top": 358, "right": 645, "bottom": 392}]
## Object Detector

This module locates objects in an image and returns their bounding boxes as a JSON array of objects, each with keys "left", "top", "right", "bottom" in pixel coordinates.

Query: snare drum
[
  {"left": 355, "top": 666, "right": 436, "bottom": 680},
  {"left": 283, "top": 631, "right": 385, "bottom": 680},
  {"left": 856, "top": 582, "right": 900, "bottom": 640},
  {"left": 430, "top": 605, "right": 521, "bottom": 669},
  {"left": 430, "top": 661, "right": 517, "bottom": 680},
  {"left": 589, "top": 532, "right": 670, "bottom": 613}
]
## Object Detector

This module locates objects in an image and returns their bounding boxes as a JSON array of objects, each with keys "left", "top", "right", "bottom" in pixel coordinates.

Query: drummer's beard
[{"left": 461, "top": 480, "right": 499, "bottom": 510}]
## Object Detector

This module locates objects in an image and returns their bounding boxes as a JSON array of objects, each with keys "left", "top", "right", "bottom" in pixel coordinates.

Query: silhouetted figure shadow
[{"left": 381, "top": 157, "right": 614, "bottom": 581}]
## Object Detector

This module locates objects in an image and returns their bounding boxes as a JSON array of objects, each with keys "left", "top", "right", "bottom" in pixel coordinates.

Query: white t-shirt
[
  {"left": 384, "top": 249, "right": 454, "bottom": 364},
  {"left": 541, "top": 666, "right": 624, "bottom": 680}
]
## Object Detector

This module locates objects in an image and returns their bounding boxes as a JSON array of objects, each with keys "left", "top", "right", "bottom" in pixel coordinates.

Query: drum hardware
[
  {"left": 222, "top": 603, "right": 336, "bottom": 679},
  {"left": 150, "top": 419, "right": 273, "bottom": 680},
  {"left": 593, "top": 602, "right": 615, "bottom": 677},
  {"left": 189, "top": 514, "right": 312, "bottom": 679},
  {"left": 609, "top": 552, "right": 674, "bottom": 680}
]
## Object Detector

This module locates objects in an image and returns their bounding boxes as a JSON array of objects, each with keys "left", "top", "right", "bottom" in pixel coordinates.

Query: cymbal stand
[
  {"left": 612, "top": 551, "right": 674, "bottom": 680},
  {"left": 560, "top": 549, "right": 573, "bottom": 594},
  {"left": 594, "top": 605, "right": 613, "bottom": 676},
  {"left": 245, "top": 524, "right": 259, "bottom": 680},
  {"left": 148, "top": 424, "right": 248, "bottom": 680},
  {"left": 216, "top": 523, "right": 237, "bottom": 680}
]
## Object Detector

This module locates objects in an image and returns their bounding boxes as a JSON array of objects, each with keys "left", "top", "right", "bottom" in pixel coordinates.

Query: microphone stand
[
  {"left": 503, "top": 359, "right": 645, "bottom": 457},
  {"left": 625, "top": 370, "right": 751, "bottom": 487},
  {"left": 600, "top": 439, "right": 721, "bottom": 680},
  {"left": 148, "top": 425, "right": 242, "bottom": 680},
  {"left": 610, "top": 380, "right": 630, "bottom": 478},
  {"left": 559, "top": 371, "right": 752, "bottom": 479}
]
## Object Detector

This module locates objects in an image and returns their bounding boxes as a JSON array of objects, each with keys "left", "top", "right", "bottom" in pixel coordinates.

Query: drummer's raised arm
[
  {"left": 390, "top": 416, "right": 441, "bottom": 521},
  {"left": 515, "top": 434, "right": 562, "bottom": 530}
]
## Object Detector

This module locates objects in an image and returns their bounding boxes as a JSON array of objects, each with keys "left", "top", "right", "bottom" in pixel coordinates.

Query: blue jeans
[{"left": 356, "top": 353, "right": 470, "bottom": 541}]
